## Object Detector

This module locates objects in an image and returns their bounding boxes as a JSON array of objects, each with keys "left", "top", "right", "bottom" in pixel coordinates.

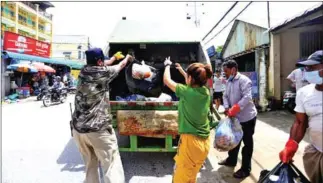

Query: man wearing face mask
[
  {"left": 286, "top": 61, "right": 309, "bottom": 92},
  {"left": 219, "top": 60, "right": 258, "bottom": 179},
  {"left": 279, "top": 50, "right": 323, "bottom": 183}
]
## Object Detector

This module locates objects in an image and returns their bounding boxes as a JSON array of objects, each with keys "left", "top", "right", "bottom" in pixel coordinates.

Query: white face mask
[{"left": 304, "top": 69, "right": 323, "bottom": 85}]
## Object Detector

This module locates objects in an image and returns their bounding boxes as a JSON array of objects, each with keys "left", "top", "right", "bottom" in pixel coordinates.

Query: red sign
[{"left": 3, "top": 31, "right": 51, "bottom": 58}]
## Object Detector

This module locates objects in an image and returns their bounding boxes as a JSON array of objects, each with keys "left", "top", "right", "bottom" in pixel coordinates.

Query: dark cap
[
  {"left": 298, "top": 50, "right": 323, "bottom": 66},
  {"left": 85, "top": 48, "right": 105, "bottom": 65}
]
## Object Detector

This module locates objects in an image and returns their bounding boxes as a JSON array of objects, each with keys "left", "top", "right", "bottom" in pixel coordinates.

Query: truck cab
[{"left": 105, "top": 20, "right": 214, "bottom": 152}]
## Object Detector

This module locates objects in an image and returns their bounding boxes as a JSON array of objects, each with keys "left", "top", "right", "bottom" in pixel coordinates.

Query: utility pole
[{"left": 186, "top": 2, "right": 206, "bottom": 28}]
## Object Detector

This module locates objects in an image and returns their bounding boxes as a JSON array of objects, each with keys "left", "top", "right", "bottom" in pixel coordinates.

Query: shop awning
[{"left": 2, "top": 51, "right": 84, "bottom": 69}]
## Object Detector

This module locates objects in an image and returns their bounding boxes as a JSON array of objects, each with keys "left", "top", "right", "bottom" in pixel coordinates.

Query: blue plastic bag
[
  {"left": 116, "top": 94, "right": 146, "bottom": 101},
  {"left": 214, "top": 117, "right": 243, "bottom": 152}
]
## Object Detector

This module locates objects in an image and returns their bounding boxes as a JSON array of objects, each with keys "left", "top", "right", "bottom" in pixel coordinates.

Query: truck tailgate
[{"left": 110, "top": 101, "right": 179, "bottom": 138}]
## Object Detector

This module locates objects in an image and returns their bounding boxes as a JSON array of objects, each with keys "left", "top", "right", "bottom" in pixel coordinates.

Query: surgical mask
[
  {"left": 228, "top": 75, "right": 234, "bottom": 81},
  {"left": 304, "top": 69, "right": 323, "bottom": 85},
  {"left": 228, "top": 70, "right": 236, "bottom": 82}
]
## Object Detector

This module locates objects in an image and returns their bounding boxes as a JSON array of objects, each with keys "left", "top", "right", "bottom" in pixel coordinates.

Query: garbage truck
[{"left": 105, "top": 19, "right": 219, "bottom": 152}]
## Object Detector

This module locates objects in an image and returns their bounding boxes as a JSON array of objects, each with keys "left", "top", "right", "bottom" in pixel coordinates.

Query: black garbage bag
[
  {"left": 125, "top": 60, "right": 163, "bottom": 97},
  {"left": 258, "top": 162, "right": 310, "bottom": 183}
]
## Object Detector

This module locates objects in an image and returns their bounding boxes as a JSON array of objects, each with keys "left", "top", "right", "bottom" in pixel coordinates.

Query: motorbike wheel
[
  {"left": 60, "top": 94, "right": 67, "bottom": 103},
  {"left": 37, "top": 94, "right": 42, "bottom": 101},
  {"left": 43, "top": 95, "right": 51, "bottom": 107}
]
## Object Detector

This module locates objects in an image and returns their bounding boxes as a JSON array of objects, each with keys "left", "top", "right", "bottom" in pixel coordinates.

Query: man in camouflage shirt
[{"left": 71, "top": 48, "right": 132, "bottom": 183}]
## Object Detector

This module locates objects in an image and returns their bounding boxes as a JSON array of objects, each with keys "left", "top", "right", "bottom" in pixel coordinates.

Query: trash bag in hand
[
  {"left": 258, "top": 162, "right": 310, "bottom": 183},
  {"left": 125, "top": 60, "right": 163, "bottom": 97},
  {"left": 132, "top": 61, "right": 154, "bottom": 80},
  {"left": 214, "top": 117, "right": 243, "bottom": 151}
]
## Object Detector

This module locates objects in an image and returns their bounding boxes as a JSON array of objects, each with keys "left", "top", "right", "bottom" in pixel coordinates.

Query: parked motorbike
[
  {"left": 37, "top": 86, "right": 50, "bottom": 101},
  {"left": 282, "top": 90, "right": 296, "bottom": 113},
  {"left": 43, "top": 87, "right": 68, "bottom": 107}
]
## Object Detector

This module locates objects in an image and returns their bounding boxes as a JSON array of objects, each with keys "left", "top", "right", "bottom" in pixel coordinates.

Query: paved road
[{"left": 2, "top": 95, "right": 225, "bottom": 183}]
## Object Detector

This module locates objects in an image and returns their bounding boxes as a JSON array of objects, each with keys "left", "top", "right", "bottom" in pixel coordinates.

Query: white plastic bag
[
  {"left": 214, "top": 117, "right": 243, "bottom": 152},
  {"left": 157, "top": 93, "right": 172, "bottom": 102},
  {"left": 132, "top": 61, "right": 153, "bottom": 80}
]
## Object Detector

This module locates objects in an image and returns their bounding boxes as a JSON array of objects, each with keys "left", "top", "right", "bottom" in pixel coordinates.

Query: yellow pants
[{"left": 173, "top": 134, "right": 210, "bottom": 183}]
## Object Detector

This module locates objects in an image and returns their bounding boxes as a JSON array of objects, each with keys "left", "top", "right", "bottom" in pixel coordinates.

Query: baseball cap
[
  {"left": 298, "top": 50, "right": 323, "bottom": 66},
  {"left": 85, "top": 48, "right": 105, "bottom": 64}
]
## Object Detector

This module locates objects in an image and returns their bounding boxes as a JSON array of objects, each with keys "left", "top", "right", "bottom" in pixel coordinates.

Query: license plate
[{"left": 283, "top": 99, "right": 289, "bottom": 102}]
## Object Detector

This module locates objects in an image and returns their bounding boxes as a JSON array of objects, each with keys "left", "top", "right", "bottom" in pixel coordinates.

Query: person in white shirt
[
  {"left": 286, "top": 62, "right": 309, "bottom": 91},
  {"left": 279, "top": 50, "right": 323, "bottom": 183},
  {"left": 213, "top": 70, "right": 226, "bottom": 109}
]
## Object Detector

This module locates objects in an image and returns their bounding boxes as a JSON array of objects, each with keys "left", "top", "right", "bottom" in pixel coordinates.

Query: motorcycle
[
  {"left": 37, "top": 86, "right": 50, "bottom": 101},
  {"left": 43, "top": 87, "right": 68, "bottom": 107},
  {"left": 282, "top": 90, "right": 296, "bottom": 113}
]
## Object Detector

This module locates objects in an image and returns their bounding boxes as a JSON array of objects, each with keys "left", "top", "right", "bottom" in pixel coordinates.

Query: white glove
[{"left": 164, "top": 56, "right": 172, "bottom": 66}]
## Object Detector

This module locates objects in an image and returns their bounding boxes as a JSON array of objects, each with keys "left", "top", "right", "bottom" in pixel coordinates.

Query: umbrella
[
  {"left": 7, "top": 63, "right": 38, "bottom": 87},
  {"left": 7, "top": 63, "right": 38, "bottom": 73},
  {"left": 32, "top": 62, "right": 56, "bottom": 73}
]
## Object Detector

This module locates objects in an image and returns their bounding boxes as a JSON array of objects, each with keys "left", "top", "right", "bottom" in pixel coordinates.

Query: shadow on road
[
  {"left": 121, "top": 152, "right": 175, "bottom": 182},
  {"left": 56, "top": 138, "right": 85, "bottom": 172},
  {"left": 56, "top": 137, "right": 175, "bottom": 182},
  {"left": 198, "top": 157, "right": 258, "bottom": 183}
]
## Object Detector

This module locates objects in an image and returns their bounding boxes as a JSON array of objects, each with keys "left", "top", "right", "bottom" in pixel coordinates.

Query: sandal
[{"left": 233, "top": 169, "right": 250, "bottom": 179}]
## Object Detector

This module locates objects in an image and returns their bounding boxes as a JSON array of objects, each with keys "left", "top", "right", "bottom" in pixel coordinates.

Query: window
[{"left": 300, "top": 31, "right": 323, "bottom": 58}]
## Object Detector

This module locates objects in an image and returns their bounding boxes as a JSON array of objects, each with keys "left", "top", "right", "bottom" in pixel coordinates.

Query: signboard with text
[
  {"left": 241, "top": 72, "right": 259, "bottom": 98},
  {"left": 3, "top": 31, "right": 51, "bottom": 58}
]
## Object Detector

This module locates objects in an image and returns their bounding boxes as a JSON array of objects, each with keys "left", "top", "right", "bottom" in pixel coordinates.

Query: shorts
[
  {"left": 303, "top": 144, "right": 323, "bottom": 183},
  {"left": 213, "top": 92, "right": 223, "bottom": 100},
  {"left": 173, "top": 134, "right": 210, "bottom": 183}
]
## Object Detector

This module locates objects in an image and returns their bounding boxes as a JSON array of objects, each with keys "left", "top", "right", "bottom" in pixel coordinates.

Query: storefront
[{"left": 1, "top": 31, "right": 84, "bottom": 99}]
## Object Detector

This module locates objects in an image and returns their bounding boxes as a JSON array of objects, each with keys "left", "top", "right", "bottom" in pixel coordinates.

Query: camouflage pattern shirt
[{"left": 72, "top": 65, "right": 119, "bottom": 133}]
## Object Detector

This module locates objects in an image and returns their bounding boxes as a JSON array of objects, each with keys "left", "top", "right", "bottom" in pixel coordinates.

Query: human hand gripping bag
[
  {"left": 258, "top": 162, "right": 310, "bottom": 183},
  {"left": 214, "top": 117, "right": 243, "bottom": 152}
]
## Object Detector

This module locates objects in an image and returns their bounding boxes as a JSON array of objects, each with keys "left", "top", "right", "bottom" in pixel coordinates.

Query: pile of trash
[
  {"left": 116, "top": 93, "right": 173, "bottom": 102},
  {"left": 2, "top": 93, "right": 21, "bottom": 104}
]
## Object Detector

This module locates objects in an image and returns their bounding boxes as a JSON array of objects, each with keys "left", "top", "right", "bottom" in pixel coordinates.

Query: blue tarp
[{"left": 2, "top": 51, "right": 84, "bottom": 69}]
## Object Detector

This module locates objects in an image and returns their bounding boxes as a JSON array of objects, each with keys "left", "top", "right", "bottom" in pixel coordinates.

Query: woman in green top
[{"left": 163, "top": 57, "right": 213, "bottom": 183}]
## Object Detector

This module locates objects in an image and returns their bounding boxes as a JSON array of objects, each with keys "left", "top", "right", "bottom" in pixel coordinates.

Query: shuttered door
[{"left": 300, "top": 31, "right": 323, "bottom": 58}]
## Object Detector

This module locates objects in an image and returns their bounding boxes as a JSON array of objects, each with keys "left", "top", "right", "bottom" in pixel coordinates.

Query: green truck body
[{"left": 107, "top": 20, "right": 218, "bottom": 152}]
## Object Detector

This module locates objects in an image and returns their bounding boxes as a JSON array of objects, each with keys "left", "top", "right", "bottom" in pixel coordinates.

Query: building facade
[
  {"left": 268, "top": 3, "right": 323, "bottom": 102},
  {"left": 1, "top": 1, "right": 54, "bottom": 43},
  {"left": 51, "top": 35, "right": 90, "bottom": 62},
  {"left": 221, "top": 20, "right": 270, "bottom": 111}
]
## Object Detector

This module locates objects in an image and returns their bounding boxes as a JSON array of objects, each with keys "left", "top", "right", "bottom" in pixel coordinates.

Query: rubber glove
[
  {"left": 114, "top": 51, "right": 125, "bottom": 60},
  {"left": 279, "top": 139, "right": 298, "bottom": 163},
  {"left": 227, "top": 104, "right": 241, "bottom": 117}
]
